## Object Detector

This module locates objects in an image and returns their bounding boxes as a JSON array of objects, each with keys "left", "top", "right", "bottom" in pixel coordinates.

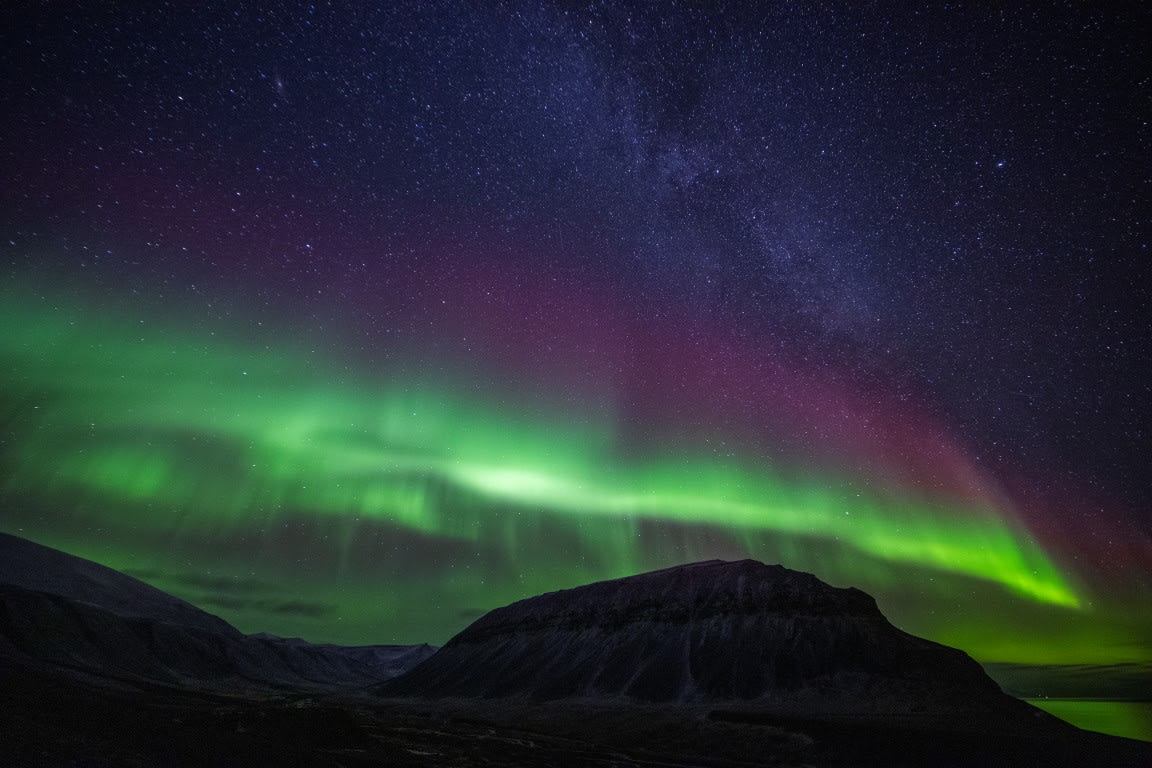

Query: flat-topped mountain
[{"left": 380, "top": 559, "right": 1007, "bottom": 707}]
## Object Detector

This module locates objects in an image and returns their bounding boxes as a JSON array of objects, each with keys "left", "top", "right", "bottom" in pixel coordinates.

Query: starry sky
[{"left": 1, "top": 0, "right": 1149, "bottom": 684}]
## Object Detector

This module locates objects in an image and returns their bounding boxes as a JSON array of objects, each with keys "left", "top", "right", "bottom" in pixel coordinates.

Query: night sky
[{"left": 1, "top": 0, "right": 1149, "bottom": 679}]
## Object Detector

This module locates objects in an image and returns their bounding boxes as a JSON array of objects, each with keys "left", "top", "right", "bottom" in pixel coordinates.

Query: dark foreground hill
[{"left": 0, "top": 532, "right": 434, "bottom": 692}]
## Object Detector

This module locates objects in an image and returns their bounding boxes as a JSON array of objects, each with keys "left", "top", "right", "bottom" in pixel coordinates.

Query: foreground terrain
[{"left": 5, "top": 665, "right": 1150, "bottom": 767}]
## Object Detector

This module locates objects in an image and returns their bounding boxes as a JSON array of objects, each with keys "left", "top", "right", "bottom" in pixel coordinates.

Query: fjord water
[{"left": 1026, "top": 700, "right": 1152, "bottom": 743}]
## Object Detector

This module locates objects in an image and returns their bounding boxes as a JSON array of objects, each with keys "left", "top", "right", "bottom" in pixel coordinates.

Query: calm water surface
[{"left": 1024, "top": 699, "right": 1152, "bottom": 743}]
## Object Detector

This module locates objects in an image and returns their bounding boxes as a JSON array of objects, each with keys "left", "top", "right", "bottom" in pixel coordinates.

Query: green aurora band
[
  {"left": 2, "top": 290, "right": 1074, "bottom": 591},
  {"left": 6, "top": 285, "right": 1146, "bottom": 675}
]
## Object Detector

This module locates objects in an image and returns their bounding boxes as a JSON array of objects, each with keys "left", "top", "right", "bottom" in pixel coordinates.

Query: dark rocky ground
[{"left": 4, "top": 659, "right": 1151, "bottom": 767}]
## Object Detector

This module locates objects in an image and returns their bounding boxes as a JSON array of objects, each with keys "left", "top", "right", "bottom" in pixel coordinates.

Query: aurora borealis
[
  {"left": 1, "top": 275, "right": 1143, "bottom": 660},
  {"left": 3, "top": 284, "right": 1080, "bottom": 603},
  {"left": 1, "top": 0, "right": 1150, "bottom": 738}
]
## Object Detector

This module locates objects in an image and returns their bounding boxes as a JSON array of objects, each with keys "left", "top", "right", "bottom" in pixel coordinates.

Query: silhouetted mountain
[
  {"left": 0, "top": 532, "right": 433, "bottom": 692},
  {"left": 381, "top": 559, "right": 1010, "bottom": 709}
]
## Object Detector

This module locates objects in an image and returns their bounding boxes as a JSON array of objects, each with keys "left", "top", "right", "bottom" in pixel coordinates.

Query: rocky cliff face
[
  {"left": 0, "top": 532, "right": 434, "bottom": 691},
  {"left": 381, "top": 559, "right": 1006, "bottom": 707}
]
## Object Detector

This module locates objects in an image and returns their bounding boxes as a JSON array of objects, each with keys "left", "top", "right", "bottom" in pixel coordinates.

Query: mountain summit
[{"left": 381, "top": 559, "right": 1006, "bottom": 707}]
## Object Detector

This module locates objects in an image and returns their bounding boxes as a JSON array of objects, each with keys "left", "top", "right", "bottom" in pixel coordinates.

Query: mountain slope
[
  {"left": 0, "top": 531, "right": 237, "bottom": 635},
  {"left": 0, "top": 532, "right": 433, "bottom": 691}
]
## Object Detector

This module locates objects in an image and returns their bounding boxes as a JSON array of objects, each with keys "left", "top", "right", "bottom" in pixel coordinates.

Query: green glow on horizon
[{"left": 0, "top": 288, "right": 1081, "bottom": 614}]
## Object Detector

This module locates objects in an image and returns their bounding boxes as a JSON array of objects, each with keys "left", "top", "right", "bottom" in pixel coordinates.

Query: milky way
[{"left": 1, "top": 1, "right": 1149, "bottom": 681}]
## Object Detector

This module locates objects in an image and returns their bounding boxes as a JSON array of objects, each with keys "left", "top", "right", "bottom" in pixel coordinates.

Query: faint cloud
[
  {"left": 125, "top": 568, "right": 274, "bottom": 594},
  {"left": 124, "top": 567, "right": 332, "bottom": 618},
  {"left": 458, "top": 607, "right": 488, "bottom": 621},
  {"left": 198, "top": 594, "right": 334, "bottom": 618}
]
